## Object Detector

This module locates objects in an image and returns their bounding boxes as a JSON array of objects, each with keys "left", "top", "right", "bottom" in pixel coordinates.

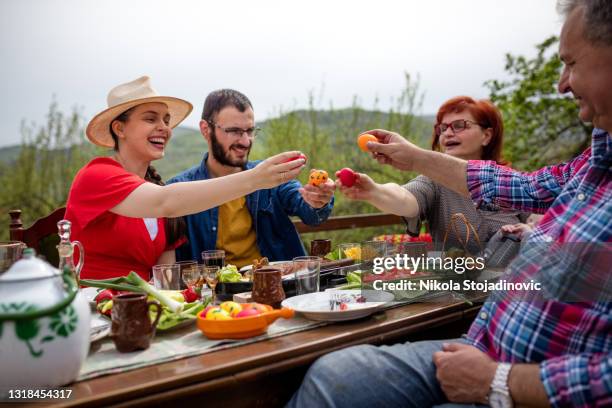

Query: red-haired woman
[{"left": 337, "top": 96, "right": 528, "bottom": 251}]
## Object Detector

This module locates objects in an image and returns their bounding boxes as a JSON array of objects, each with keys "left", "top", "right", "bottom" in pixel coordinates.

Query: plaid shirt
[{"left": 465, "top": 129, "right": 611, "bottom": 407}]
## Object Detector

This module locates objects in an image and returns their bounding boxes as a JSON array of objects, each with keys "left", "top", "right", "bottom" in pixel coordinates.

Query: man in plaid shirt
[{"left": 288, "top": 1, "right": 610, "bottom": 407}]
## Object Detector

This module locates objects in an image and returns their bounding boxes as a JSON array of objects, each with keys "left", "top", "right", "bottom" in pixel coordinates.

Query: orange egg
[
  {"left": 357, "top": 134, "right": 377, "bottom": 152},
  {"left": 308, "top": 169, "right": 329, "bottom": 187}
]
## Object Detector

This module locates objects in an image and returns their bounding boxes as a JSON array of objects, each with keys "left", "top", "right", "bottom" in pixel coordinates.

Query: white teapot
[{"left": 0, "top": 248, "right": 90, "bottom": 393}]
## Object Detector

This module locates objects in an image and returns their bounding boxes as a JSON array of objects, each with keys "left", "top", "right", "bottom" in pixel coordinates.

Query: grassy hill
[{"left": 0, "top": 109, "right": 435, "bottom": 181}]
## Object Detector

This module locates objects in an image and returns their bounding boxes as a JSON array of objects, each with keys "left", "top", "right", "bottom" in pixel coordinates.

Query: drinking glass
[
  {"left": 181, "top": 263, "right": 202, "bottom": 290},
  {"left": 293, "top": 256, "right": 321, "bottom": 295},
  {"left": 202, "top": 250, "right": 225, "bottom": 268},
  {"left": 152, "top": 264, "right": 181, "bottom": 290},
  {"left": 203, "top": 265, "right": 220, "bottom": 305},
  {"left": 176, "top": 260, "right": 198, "bottom": 290}
]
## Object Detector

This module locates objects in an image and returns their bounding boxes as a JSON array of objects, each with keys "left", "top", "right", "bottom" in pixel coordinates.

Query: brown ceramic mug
[
  {"left": 110, "top": 293, "right": 162, "bottom": 353},
  {"left": 310, "top": 239, "right": 332, "bottom": 257},
  {"left": 251, "top": 267, "right": 285, "bottom": 309}
]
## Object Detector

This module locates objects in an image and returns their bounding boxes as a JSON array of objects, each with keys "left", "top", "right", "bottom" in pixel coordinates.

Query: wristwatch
[{"left": 488, "top": 363, "right": 513, "bottom": 408}]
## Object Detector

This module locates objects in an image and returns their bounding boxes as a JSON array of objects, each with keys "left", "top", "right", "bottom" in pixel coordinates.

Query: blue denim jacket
[{"left": 167, "top": 153, "right": 334, "bottom": 262}]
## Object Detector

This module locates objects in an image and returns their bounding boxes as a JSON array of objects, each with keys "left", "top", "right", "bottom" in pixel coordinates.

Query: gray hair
[{"left": 557, "top": 0, "right": 612, "bottom": 45}]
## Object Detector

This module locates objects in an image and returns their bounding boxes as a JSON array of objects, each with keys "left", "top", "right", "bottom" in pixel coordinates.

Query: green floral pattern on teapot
[{"left": 0, "top": 303, "right": 78, "bottom": 358}]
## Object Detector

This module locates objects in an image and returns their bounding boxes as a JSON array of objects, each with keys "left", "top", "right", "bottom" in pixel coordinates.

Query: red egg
[
  {"left": 337, "top": 168, "right": 357, "bottom": 187},
  {"left": 235, "top": 308, "right": 261, "bottom": 318},
  {"left": 283, "top": 153, "right": 307, "bottom": 164}
]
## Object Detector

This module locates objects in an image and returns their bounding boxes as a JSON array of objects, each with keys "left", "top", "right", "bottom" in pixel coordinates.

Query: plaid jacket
[{"left": 465, "top": 129, "right": 611, "bottom": 407}]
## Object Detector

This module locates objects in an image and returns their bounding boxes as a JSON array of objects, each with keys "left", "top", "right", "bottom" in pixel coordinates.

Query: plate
[
  {"left": 90, "top": 314, "right": 110, "bottom": 343},
  {"left": 81, "top": 287, "right": 101, "bottom": 309},
  {"left": 281, "top": 290, "right": 394, "bottom": 322}
]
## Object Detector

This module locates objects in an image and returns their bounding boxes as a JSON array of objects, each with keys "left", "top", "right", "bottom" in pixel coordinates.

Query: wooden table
[{"left": 21, "top": 297, "right": 482, "bottom": 408}]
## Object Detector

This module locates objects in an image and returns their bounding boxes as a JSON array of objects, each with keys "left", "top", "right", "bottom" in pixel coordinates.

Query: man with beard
[{"left": 168, "top": 89, "right": 335, "bottom": 268}]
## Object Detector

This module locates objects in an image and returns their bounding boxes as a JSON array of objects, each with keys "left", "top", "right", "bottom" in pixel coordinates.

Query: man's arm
[
  {"left": 539, "top": 351, "right": 611, "bottom": 408},
  {"left": 434, "top": 344, "right": 611, "bottom": 407},
  {"left": 277, "top": 180, "right": 333, "bottom": 226},
  {"left": 365, "top": 129, "right": 590, "bottom": 213}
]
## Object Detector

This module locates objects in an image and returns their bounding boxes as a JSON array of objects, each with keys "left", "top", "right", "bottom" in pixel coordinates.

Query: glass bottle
[{"left": 56, "top": 220, "right": 84, "bottom": 282}]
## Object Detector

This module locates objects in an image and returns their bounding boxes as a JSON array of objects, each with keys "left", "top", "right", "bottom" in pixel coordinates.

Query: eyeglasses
[
  {"left": 434, "top": 119, "right": 483, "bottom": 136},
  {"left": 208, "top": 121, "right": 261, "bottom": 138}
]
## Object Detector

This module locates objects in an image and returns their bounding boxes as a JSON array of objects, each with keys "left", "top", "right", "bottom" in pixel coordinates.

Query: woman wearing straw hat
[{"left": 65, "top": 76, "right": 306, "bottom": 281}]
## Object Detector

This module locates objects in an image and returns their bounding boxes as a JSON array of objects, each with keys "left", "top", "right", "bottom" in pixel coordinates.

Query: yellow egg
[
  {"left": 220, "top": 301, "right": 242, "bottom": 317},
  {"left": 205, "top": 307, "right": 232, "bottom": 320}
]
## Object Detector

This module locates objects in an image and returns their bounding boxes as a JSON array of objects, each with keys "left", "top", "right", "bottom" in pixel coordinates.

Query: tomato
[
  {"left": 337, "top": 168, "right": 357, "bottom": 187},
  {"left": 357, "top": 134, "right": 377, "bottom": 152}
]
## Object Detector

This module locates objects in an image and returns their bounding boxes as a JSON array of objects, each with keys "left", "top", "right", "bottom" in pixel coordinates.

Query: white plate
[
  {"left": 239, "top": 261, "right": 287, "bottom": 273},
  {"left": 281, "top": 290, "right": 394, "bottom": 322},
  {"left": 81, "top": 287, "right": 101, "bottom": 308},
  {"left": 90, "top": 314, "right": 111, "bottom": 343}
]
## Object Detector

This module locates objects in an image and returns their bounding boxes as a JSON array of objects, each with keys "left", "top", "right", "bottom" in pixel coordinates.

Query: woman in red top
[{"left": 66, "top": 76, "right": 306, "bottom": 280}]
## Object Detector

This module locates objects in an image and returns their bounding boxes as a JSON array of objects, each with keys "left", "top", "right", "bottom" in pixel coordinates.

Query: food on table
[
  {"left": 181, "top": 287, "right": 199, "bottom": 303},
  {"left": 336, "top": 270, "right": 362, "bottom": 290},
  {"left": 202, "top": 303, "right": 273, "bottom": 320},
  {"left": 337, "top": 168, "right": 357, "bottom": 187},
  {"left": 206, "top": 307, "right": 232, "bottom": 320},
  {"left": 342, "top": 245, "right": 361, "bottom": 260},
  {"left": 244, "top": 303, "right": 272, "bottom": 313},
  {"left": 218, "top": 264, "right": 242, "bottom": 283},
  {"left": 357, "top": 134, "right": 378, "bottom": 152},
  {"left": 82, "top": 273, "right": 210, "bottom": 330},
  {"left": 308, "top": 169, "right": 329, "bottom": 187},
  {"left": 235, "top": 308, "right": 260, "bottom": 318},
  {"left": 155, "top": 300, "right": 206, "bottom": 330},
  {"left": 252, "top": 257, "right": 270, "bottom": 271},
  {"left": 94, "top": 289, "right": 118, "bottom": 317},
  {"left": 329, "top": 292, "right": 367, "bottom": 310},
  {"left": 250, "top": 257, "right": 299, "bottom": 277},
  {"left": 197, "top": 305, "right": 294, "bottom": 339},
  {"left": 220, "top": 301, "right": 242, "bottom": 317},
  {"left": 82, "top": 272, "right": 184, "bottom": 313}
]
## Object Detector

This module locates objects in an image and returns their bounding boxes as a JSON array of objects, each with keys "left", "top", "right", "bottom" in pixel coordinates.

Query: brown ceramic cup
[
  {"left": 110, "top": 293, "right": 162, "bottom": 353},
  {"left": 251, "top": 267, "right": 285, "bottom": 309},
  {"left": 310, "top": 239, "right": 332, "bottom": 257}
]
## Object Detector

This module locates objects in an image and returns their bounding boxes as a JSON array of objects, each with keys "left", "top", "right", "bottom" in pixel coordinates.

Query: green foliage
[
  {"left": 0, "top": 101, "right": 100, "bottom": 240},
  {"left": 154, "top": 127, "right": 206, "bottom": 179},
  {"left": 251, "top": 73, "right": 431, "bottom": 244},
  {"left": 485, "top": 36, "right": 593, "bottom": 170}
]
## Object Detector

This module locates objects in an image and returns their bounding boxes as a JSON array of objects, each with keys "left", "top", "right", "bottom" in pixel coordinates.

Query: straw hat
[{"left": 85, "top": 76, "right": 193, "bottom": 147}]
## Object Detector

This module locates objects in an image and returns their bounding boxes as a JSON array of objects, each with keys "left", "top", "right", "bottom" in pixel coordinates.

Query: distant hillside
[{"left": 0, "top": 109, "right": 436, "bottom": 180}]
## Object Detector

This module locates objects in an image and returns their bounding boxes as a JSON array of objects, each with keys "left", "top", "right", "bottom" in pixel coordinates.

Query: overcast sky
[{"left": 0, "top": 0, "right": 562, "bottom": 147}]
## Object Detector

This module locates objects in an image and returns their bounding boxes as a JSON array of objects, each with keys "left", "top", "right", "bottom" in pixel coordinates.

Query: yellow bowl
[{"left": 197, "top": 305, "right": 294, "bottom": 339}]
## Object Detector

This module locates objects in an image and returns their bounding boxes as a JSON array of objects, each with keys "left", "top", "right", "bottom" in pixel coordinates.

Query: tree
[
  {"left": 0, "top": 101, "right": 100, "bottom": 240},
  {"left": 485, "top": 36, "right": 592, "bottom": 170}
]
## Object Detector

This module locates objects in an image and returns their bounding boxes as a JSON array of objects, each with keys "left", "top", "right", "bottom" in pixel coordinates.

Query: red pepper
[
  {"left": 94, "top": 289, "right": 116, "bottom": 304},
  {"left": 181, "top": 287, "right": 199, "bottom": 303},
  {"left": 418, "top": 221, "right": 433, "bottom": 242}
]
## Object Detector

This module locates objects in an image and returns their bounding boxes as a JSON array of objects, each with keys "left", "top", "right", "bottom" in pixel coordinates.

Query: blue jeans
[{"left": 287, "top": 339, "right": 488, "bottom": 408}]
